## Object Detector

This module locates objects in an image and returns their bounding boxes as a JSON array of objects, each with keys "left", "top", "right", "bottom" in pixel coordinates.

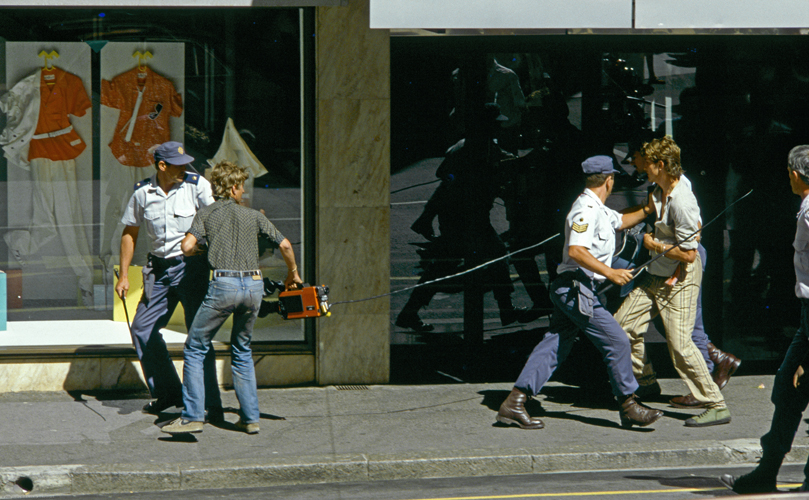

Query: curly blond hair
[
  {"left": 640, "top": 136, "right": 683, "bottom": 178},
  {"left": 209, "top": 160, "right": 248, "bottom": 199}
]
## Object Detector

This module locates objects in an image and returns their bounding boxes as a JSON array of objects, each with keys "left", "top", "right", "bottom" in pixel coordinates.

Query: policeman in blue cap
[
  {"left": 115, "top": 141, "right": 222, "bottom": 419},
  {"left": 496, "top": 155, "right": 664, "bottom": 429}
]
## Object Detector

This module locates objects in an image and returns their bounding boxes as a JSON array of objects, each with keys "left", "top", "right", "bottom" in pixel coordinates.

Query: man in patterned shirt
[{"left": 162, "top": 160, "right": 302, "bottom": 435}]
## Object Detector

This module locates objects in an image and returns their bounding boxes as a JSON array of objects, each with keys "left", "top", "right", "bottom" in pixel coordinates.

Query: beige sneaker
[
  {"left": 161, "top": 418, "right": 203, "bottom": 434},
  {"left": 235, "top": 419, "right": 260, "bottom": 434}
]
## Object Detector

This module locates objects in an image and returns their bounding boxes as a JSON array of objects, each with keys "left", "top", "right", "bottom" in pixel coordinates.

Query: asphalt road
[{"left": 16, "top": 464, "right": 806, "bottom": 499}]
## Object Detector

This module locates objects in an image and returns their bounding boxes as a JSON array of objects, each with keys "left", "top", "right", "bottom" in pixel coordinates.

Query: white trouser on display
[
  {"left": 99, "top": 161, "right": 152, "bottom": 274},
  {"left": 3, "top": 158, "right": 94, "bottom": 304}
]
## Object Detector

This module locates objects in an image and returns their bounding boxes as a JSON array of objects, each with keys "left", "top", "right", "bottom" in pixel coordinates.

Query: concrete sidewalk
[{"left": 1, "top": 375, "right": 807, "bottom": 497}]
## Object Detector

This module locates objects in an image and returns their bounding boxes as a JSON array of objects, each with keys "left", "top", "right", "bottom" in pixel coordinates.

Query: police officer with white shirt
[
  {"left": 496, "top": 156, "right": 663, "bottom": 430},
  {"left": 115, "top": 141, "right": 221, "bottom": 418}
]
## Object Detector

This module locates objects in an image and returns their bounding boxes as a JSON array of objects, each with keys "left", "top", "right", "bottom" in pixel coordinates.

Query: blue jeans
[{"left": 181, "top": 274, "right": 264, "bottom": 424}]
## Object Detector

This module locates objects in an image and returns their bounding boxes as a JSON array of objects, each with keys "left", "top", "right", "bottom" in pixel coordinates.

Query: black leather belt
[
  {"left": 148, "top": 253, "right": 183, "bottom": 267},
  {"left": 214, "top": 270, "right": 261, "bottom": 278}
]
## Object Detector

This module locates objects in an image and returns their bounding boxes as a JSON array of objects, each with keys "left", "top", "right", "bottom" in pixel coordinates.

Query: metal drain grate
[{"left": 335, "top": 385, "right": 369, "bottom": 391}]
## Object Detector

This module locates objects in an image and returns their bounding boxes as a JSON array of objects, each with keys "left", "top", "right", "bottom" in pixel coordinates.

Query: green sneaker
[{"left": 685, "top": 407, "right": 731, "bottom": 427}]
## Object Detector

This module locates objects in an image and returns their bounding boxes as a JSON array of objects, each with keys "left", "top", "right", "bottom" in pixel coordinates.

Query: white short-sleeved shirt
[
  {"left": 121, "top": 172, "right": 214, "bottom": 258},
  {"left": 794, "top": 195, "right": 809, "bottom": 299},
  {"left": 556, "top": 189, "right": 622, "bottom": 282}
]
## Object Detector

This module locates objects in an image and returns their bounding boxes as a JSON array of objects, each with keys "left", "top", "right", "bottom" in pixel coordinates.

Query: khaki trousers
[{"left": 615, "top": 253, "right": 726, "bottom": 408}]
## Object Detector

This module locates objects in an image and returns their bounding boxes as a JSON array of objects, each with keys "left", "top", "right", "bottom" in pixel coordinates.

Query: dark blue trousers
[
  {"left": 514, "top": 273, "right": 639, "bottom": 398},
  {"left": 758, "top": 301, "right": 809, "bottom": 482},
  {"left": 130, "top": 255, "right": 220, "bottom": 408}
]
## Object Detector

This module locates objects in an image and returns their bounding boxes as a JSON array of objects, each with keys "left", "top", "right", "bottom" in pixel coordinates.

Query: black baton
[
  {"left": 600, "top": 189, "right": 754, "bottom": 294},
  {"left": 113, "top": 268, "right": 134, "bottom": 340}
]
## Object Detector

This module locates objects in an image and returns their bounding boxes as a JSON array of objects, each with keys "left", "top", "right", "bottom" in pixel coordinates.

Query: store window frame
[
  {"left": 0, "top": 6, "right": 317, "bottom": 358},
  {"left": 389, "top": 32, "right": 809, "bottom": 366}
]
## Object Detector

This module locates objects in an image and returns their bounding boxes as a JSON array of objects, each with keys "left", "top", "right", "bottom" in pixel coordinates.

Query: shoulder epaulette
[
  {"left": 184, "top": 172, "right": 201, "bottom": 185},
  {"left": 134, "top": 177, "right": 152, "bottom": 190}
]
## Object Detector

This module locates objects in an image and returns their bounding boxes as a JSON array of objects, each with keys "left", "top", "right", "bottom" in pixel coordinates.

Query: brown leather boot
[
  {"left": 707, "top": 343, "right": 741, "bottom": 390},
  {"left": 619, "top": 394, "right": 663, "bottom": 428},
  {"left": 496, "top": 388, "right": 544, "bottom": 429}
]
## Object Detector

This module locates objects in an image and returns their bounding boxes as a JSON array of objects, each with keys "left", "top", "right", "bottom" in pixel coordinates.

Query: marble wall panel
[
  {"left": 254, "top": 354, "right": 316, "bottom": 387},
  {"left": 0, "top": 361, "right": 91, "bottom": 392},
  {"left": 317, "top": 312, "right": 390, "bottom": 384},
  {"left": 215, "top": 354, "right": 315, "bottom": 387},
  {"left": 316, "top": 207, "right": 390, "bottom": 384},
  {"left": 100, "top": 358, "right": 146, "bottom": 390},
  {"left": 63, "top": 359, "right": 102, "bottom": 392},
  {"left": 315, "top": 208, "right": 389, "bottom": 384},
  {"left": 317, "top": 98, "right": 390, "bottom": 208},
  {"left": 317, "top": 0, "right": 390, "bottom": 101},
  {"left": 1, "top": 354, "right": 315, "bottom": 392},
  {"left": 314, "top": 0, "right": 391, "bottom": 385},
  {"left": 317, "top": 206, "right": 390, "bottom": 299}
]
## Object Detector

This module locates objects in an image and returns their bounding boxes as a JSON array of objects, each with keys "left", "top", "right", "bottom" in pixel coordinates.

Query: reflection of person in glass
[
  {"left": 397, "top": 103, "right": 530, "bottom": 332},
  {"left": 720, "top": 146, "right": 809, "bottom": 494},
  {"left": 496, "top": 156, "right": 662, "bottom": 430},
  {"left": 502, "top": 89, "right": 587, "bottom": 319},
  {"left": 487, "top": 55, "right": 526, "bottom": 155},
  {"left": 162, "top": 161, "right": 302, "bottom": 435},
  {"left": 1, "top": 64, "right": 94, "bottom": 306},
  {"left": 615, "top": 137, "right": 730, "bottom": 427},
  {"left": 115, "top": 141, "right": 220, "bottom": 418}
]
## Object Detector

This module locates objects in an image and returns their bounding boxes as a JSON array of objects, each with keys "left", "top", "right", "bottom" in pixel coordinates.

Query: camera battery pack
[{"left": 278, "top": 284, "right": 330, "bottom": 319}]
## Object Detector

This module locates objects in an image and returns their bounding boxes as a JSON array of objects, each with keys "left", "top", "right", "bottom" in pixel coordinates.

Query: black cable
[
  {"left": 331, "top": 233, "right": 560, "bottom": 306},
  {"left": 599, "top": 188, "right": 753, "bottom": 294},
  {"left": 390, "top": 179, "right": 441, "bottom": 195}
]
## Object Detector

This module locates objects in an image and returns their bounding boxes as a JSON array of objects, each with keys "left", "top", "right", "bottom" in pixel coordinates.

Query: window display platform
[
  {"left": 0, "top": 320, "right": 187, "bottom": 347},
  {"left": 0, "top": 321, "right": 315, "bottom": 393}
]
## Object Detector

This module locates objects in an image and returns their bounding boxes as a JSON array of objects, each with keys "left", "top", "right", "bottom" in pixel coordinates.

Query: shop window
[
  {"left": 390, "top": 34, "right": 809, "bottom": 366},
  {"left": 0, "top": 8, "right": 310, "bottom": 349}
]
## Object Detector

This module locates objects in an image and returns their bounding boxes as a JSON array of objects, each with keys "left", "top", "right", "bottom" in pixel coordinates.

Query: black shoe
[
  {"left": 634, "top": 382, "right": 662, "bottom": 400},
  {"left": 142, "top": 396, "right": 183, "bottom": 414},
  {"left": 520, "top": 306, "right": 551, "bottom": 323},
  {"left": 395, "top": 312, "right": 434, "bottom": 332},
  {"left": 500, "top": 306, "right": 535, "bottom": 326},
  {"left": 205, "top": 406, "right": 225, "bottom": 424},
  {"left": 719, "top": 472, "right": 777, "bottom": 494}
]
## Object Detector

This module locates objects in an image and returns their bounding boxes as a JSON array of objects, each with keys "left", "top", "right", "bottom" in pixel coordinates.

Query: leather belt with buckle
[{"left": 214, "top": 270, "right": 261, "bottom": 278}]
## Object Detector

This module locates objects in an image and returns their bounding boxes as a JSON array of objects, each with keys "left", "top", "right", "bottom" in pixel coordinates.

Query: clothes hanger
[
  {"left": 38, "top": 50, "right": 59, "bottom": 70},
  {"left": 133, "top": 50, "right": 152, "bottom": 71},
  {"left": 38, "top": 50, "right": 59, "bottom": 86}
]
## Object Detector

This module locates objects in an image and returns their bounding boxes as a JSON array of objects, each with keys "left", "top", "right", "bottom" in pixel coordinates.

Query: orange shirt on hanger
[
  {"left": 27, "top": 66, "right": 91, "bottom": 162},
  {"left": 101, "top": 66, "right": 184, "bottom": 167}
]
